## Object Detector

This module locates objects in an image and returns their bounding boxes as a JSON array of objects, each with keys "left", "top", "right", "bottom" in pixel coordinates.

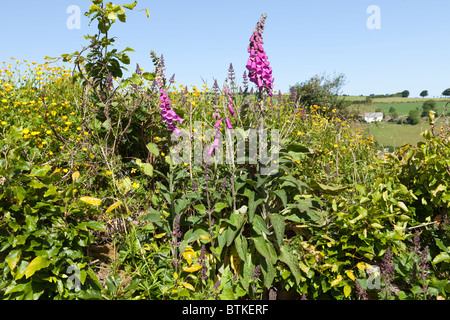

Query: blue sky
[{"left": 1, "top": 0, "right": 450, "bottom": 97}]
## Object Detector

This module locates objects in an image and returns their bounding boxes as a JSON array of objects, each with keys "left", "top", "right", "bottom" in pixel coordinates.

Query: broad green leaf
[
  {"left": 214, "top": 202, "right": 228, "bottom": 213},
  {"left": 269, "top": 214, "right": 285, "bottom": 248},
  {"left": 310, "top": 180, "right": 347, "bottom": 194},
  {"left": 253, "top": 236, "right": 276, "bottom": 264},
  {"left": 44, "top": 185, "right": 58, "bottom": 197},
  {"left": 274, "top": 189, "right": 287, "bottom": 207},
  {"left": 234, "top": 234, "right": 247, "bottom": 262},
  {"left": 261, "top": 260, "right": 276, "bottom": 289},
  {"left": 397, "top": 201, "right": 409, "bottom": 213},
  {"left": 14, "top": 260, "right": 29, "bottom": 280},
  {"left": 5, "top": 250, "right": 21, "bottom": 271},
  {"left": 30, "top": 165, "right": 51, "bottom": 177},
  {"left": 435, "top": 238, "right": 450, "bottom": 254},
  {"left": 25, "top": 256, "right": 50, "bottom": 278},
  {"left": 252, "top": 215, "right": 270, "bottom": 235},
  {"left": 194, "top": 204, "right": 206, "bottom": 214},
  {"left": 433, "top": 252, "right": 450, "bottom": 264},
  {"left": 13, "top": 186, "right": 26, "bottom": 205},
  {"left": 279, "top": 244, "right": 301, "bottom": 285},
  {"left": 147, "top": 142, "right": 159, "bottom": 157},
  {"left": 226, "top": 213, "right": 246, "bottom": 246}
]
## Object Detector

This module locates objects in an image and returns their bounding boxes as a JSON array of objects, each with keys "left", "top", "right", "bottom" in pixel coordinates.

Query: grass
[{"left": 356, "top": 118, "right": 446, "bottom": 151}]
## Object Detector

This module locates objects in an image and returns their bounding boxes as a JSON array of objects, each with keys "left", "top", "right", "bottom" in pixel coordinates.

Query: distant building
[{"left": 364, "top": 112, "right": 383, "bottom": 123}]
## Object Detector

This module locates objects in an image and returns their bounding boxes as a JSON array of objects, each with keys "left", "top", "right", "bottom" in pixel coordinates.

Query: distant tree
[
  {"left": 420, "top": 90, "right": 428, "bottom": 98},
  {"left": 388, "top": 106, "right": 397, "bottom": 114},
  {"left": 375, "top": 107, "right": 383, "bottom": 113},
  {"left": 290, "top": 73, "right": 351, "bottom": 113},
  {"left": 421, "top": 99, "right": 437, "bottom": 117},
  {"left": 442, "top": 88, "right": 450, "bottom": 97},
  {"left": 401, "top": 90, "right": 410, "bottom": 98},
  {"left": 391, "top": 111, "right": 399, "bottom": 120},
  {"left": 407, "top": 108, "right": 420, "bottom": 125}
]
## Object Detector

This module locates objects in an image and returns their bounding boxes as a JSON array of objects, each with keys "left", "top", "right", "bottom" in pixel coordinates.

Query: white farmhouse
[{"left": 364, "top": 112, "right": 383, "bottom": 123}]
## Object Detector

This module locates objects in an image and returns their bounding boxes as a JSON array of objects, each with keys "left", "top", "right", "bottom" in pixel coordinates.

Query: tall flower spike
[
  {"left": 246, "top": 14, "right": 274, "bottom": 96},
  {"left": 155, "top": 57, "right": 184, "bottom": 134}
]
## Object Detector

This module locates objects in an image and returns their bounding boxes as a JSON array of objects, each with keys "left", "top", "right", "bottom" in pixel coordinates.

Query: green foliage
[
  {"left": 0, "top": 127, "right": 104, "bottom": 299},
  {"left": 420, "top": 90, "right": 428, "bottom": 98},
  {"left": 422, "top": 99, "right": 437, "bottom": 117},
  {"left": 442, "top": 88, "right": 450, "bottom": 97},
  {"left": 407, "top": 108, "right": 421, "bottom": 125},
  {"left": 289, "top": 73, "right": 351, "bottom": 114},
  {"left": 0, "top": 0, "right": 448, "bottom": 301},
  {"left": 401, "top": 90, "right": 410, "bottom": 98}
]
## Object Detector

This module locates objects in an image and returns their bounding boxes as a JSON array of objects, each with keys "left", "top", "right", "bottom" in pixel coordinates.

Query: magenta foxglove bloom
[
  {"left": 214, "top": 119, "right": 222, "bottom": 128},
  {"left": 155, "top": 56, "right": 184, "bottom": 134},
  {"left": 225, "top": 117, "right": 233, "bottom": 129},
  {"left": 246, "top": 14, "right": 274, "bottom": 96},
  {"left": 208, "top": 129, "right": 221, "bottom": 156}
]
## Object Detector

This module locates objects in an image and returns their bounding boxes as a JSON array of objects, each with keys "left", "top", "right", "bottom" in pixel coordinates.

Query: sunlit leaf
[
  {"left": 80, "top": 197, "right": 102, "bottom": 206},
  {"left": 25, "top": 256, "right": 50, "bottom": 279},
  {"left": 343, "top": 285, "right": 352, "bottom": 298},
  {"left": 105, "top": 201, "right": 122, "bottom": 213},
  {"left": 345, "top": 269, "right": 356, "bottom": 281},
  {"left": 182, "top": 282, "right": 195, "bottom": 291},
  {"left": 183, "top": 265, "right": 202, "bottom": 273},
  {"left": 330, "top": 274, "right": 343, "bottom": 287},
  {"left": 154, "top": 232, "right": 166, "bottom": 239}
]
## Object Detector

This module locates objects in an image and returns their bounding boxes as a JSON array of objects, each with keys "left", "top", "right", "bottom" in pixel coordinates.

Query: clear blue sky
[{"left": 1, "top": 0, "right": 450, "bottom": 97}]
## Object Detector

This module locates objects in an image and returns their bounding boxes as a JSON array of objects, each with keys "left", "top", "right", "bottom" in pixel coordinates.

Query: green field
[
  {"left": 358, "top": 119, "right": 443, "bottom": 151},
  {"left": 344, "top": 96, "right": 450, "bottom": 116}
]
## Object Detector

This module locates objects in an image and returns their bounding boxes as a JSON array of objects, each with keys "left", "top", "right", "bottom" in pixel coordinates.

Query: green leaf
[
  {"left": 194, "top": 204, "right": 206, "bottom": 214},
  {"left": 214, "top": 202, "right": 228, "bottom": 213},
  {"left": 13, "top": 186, "right": 27, "bottom": 205},
  {"left": 435, "top": 238, "right": 450, "bottom": 254},
  {"left": 146, "top": 142, "right": 159, "bottom": 157},
  {"left": 252, "top": 215, "right": 270, "bottom": 235},
  {"left": 30, "top": 165, "right": 51, "bottom": 177},
  {"left": 287, "top": 142, "right": 313, "bottom": 153},
  {"left": 25, "top": 256, "right": 50, "bottom": 278},
  {"left": 226, "top": 214, "right": 246, "bottom": 246},
  {"left": 44, "top": 185, "right": 58, "bottom": 197},
  {"left": 14, "top": 260, "right": 29, "bottom": 280},
  {"left": 107, "top": 11, "right": 117, "bottom": 21},
  {"left": 253, "top": 236, "right": 275, "bottom": 263},
  {"left": 433, "top": 252, "right": 450, "bottom": 264},
  {"left": 142, "top": 72, "right": 155, "bottom": 81},
  {"left": 5, "top": 250, "right": 21, "bottom": 271},
  {"left": 234, "top": 234, "right": 247, "bottom": 262},
  {"left": 310, "top": 180, "right": 347, "bottom": 194},
  {"left": 261, "top": 260, "right": 276, "bottom": 289},
  {"left": 269, "top": 214, "right": 285, "bottom": 248},
  {"left": 280, "top": 244, "right": 301, "bottom": 285},
  {"left": 123, "top": 1, "right": 137, "bottom": 10}
]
